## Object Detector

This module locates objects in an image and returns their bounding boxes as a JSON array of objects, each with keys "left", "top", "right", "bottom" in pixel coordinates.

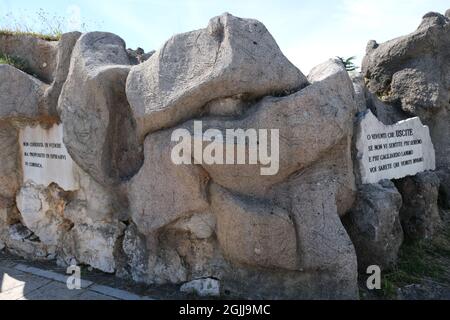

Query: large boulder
[
  {"left": 0, "top": 64, "right": 47, "bottom": 118},
  {"left": 126, "top": 12, "right": 308, "bottom": 139},
  {"left": 58, "top": 32, "right": 143, "bottom": 187},
  {"left": 126, "top": 129, "right": 210, "bottom": 237},
  {"left": 267, "top": 153, "right": 359, "bottom": 298},
  {"left": 0, "top": 33, "right": 58, "bottom": 83},
  {"left": 43, "top": 32, "right": 81, "bottom": 116},
  {"left": 343, "top": 180, "right": 404, "bottom": 272},
  {"left": 182, "top": 59, "right": 356, "bottom": 199},
  {"left": 395, "top": 172, "right": 442, "bottom": 240},
  {"left": 125, "top": 58, "right": 359, "bottom": 298},
  {"left": 362, "top": 11, "right": 450, "bottom": 175},
  {"left": 0, "top": 32, "right": 81, "bottom": 118}
]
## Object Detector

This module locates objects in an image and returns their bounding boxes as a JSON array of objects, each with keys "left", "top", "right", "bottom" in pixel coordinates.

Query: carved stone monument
[
  {"left": 19, "top": 124, "right": 79, "bottom": 191},
  {"left": 356, "top": 110, "right": 435, "bottom": 184}
]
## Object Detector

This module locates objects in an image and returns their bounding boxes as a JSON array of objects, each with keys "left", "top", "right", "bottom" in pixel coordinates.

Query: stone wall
[{"left": 0, "top": 10, "right": 449, "bottom": 299}]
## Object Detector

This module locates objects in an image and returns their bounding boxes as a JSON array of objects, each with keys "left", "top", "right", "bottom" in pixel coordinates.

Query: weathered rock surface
[
  {"left": 437, "top": 170, "right": 450, "bottom": 209},
  {"left": 43, "top": 32, "right": 81, "bottom": 116},
  {"left": 171, "top": 212, "right": 216, "bottom": 240},
  {"left": 12, "top": 162, "right": 127, "bottom": 273},
  {"left": 125, "top": 58, "right": 359, "bottom": 298},
  {"left": 210, "top": 184, "right": 298, "bottom": 270},
  {"left": 60, "top": 166, "right": 127, "bottom": 273},
  {"left": 351, "top": 74, "right": 369, "bottom": 113},
  {"left": 268, "top": 154, "right": 359, "bottom": 297},
  {"left": 0, "top": 33, "right": 58, "bottom": 83},
  {"left": 61, "top": 221, "right": 125, "bottom": 273},
  {"left": 16, "top": 183, "right": 71, "bottom": 246},
  {"left": 351, "top": 72, "right": 410, "bottom": 125},
  {"left": 397, "top": 280, "right": 450, "bottom": 300},
  {"left": 0, "top": 64, "right": 47, "bottom": 118},
  {"left": 64, "top": 165, "right": 124, "bottom": 224},
  {"left": 126, "top": 13, "right": 308, "bottom": 139},
  {"left": 395, "top": 172, "right": 442, "bottom": 240},
  {"left": 182, "top": 59, "right": 356, "bottom": 198},
  {"left": 127, "top": 129, "right": 210, "bottom": 237},
  {"left": 343, "top": 180, "right": 404, "bottom": 271},
  {"left": 126, "top": 47, "right": 155, "bottom": 64},
  {"left": 0, "top": 199, "right": 13, "bottom": 247},
  {"left": 118, "top": 222, "right": 149, "bottom": 283},
  {"left": 180, "top": 278, "right": 220, "bottom": 297},
  {"left": 58, "top": 32, "right": 143, "bottom": 186},
  {"left": 0, "top": 121, "right": 20, "bottom": 199},
  {"left": 3, "top": 222, "right": 54, "bottom": 260}
]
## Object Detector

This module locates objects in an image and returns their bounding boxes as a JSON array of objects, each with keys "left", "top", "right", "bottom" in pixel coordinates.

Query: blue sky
[{"left": 1, "top": 0, "right": 449, "bottom": 73}]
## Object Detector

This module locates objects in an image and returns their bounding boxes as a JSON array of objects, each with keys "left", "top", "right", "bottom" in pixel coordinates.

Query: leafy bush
[
  {"left": 0, "top": 53, "right": 30, "bottom": 73},
  {"left": 337, "top": 56, "right": 358, "bottom": 72}
]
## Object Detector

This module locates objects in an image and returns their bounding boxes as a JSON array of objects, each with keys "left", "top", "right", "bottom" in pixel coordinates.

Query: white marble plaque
[
  {"left": 356, "top": 110, "right": 435, "bottom": 184},
  {"left": 19, "top": 124, "right": 79, "bottom": 191}
]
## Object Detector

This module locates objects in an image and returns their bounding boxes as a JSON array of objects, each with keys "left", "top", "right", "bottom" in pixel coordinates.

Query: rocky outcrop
[
  {"left": 343, "top": 181, "right": 404, "bottom": 272},
  {"left": 0, "top": 64, "right": 47, "bottom": 118},
  {"left": 126, "top": 13, "right": 308, "bottom": 140},
  {"left": 126, "top": 51, "right": 359, "bottom": 298},
  {"left": 362, "top": 11, "right": 450, "bottom": 178},
  {"left": 43, "top": 32, "right": 81, "bottom": 116},
  {"left": 127, "top": 129, "right": 210, "bottom": 237},
  {"left": 5, "top": 9, "right": 450, "bottom": 299},
  {"left": 58, "top": 32, "right": 143, "bottom": 187},
  {"left": 395, "top": 172, "right": 442, "bottom": 240},
  {"left": 0, "top": 33, "right": 58, "bottom": 83},
  {"left": 0, "top": 32, "right": 81, "bottom": 118}
]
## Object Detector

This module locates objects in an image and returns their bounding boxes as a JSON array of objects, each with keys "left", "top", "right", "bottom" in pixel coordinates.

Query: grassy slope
[
  {"left": 0, "top": 29, "right": 60, "bottom": 41},
  {"left": 361, "top": 209, "right": 450, "bottom": 299},
  {"left": 0, "top": 52, "right": 30, "bottom": 73}
]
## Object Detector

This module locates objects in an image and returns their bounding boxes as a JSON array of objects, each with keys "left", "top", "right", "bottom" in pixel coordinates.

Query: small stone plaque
[
  {"left": 356, "top": 110, "right": 435, "bottom": 184},
  {"left": 20, "top": 124, "right": 79, "bottom": 191}
]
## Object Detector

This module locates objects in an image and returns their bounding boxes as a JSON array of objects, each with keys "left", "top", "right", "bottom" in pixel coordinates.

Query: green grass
[
  {"left": 0, "top": 9, "right": 65, "bottom": 41},
  {"left": 378, "top": 222, "right": 450, "bottom": 299},
  {"left": 0, "top": 9, "right": 102, "bottom": 42},
  {"left": 0, "top": 52, "right": 30, "bottom": 73},
  {"left": 0, "top": 29, "right": 61, "bottom": 41}
]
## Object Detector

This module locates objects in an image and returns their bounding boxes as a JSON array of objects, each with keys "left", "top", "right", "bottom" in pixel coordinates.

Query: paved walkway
[{"left": 0, "top": 259, "right": 151, "bottom": 300}]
